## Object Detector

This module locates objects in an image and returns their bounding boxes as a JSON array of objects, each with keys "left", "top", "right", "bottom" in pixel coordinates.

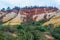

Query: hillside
[
  {"left": 0, "top": 7, "right": 59, "bottom": 26},
  {"left": 0, "top": 7, "right": 60, "bottom": 40},
  {"left": 42, "top": 10, "right": 60, "bottom": 26}
]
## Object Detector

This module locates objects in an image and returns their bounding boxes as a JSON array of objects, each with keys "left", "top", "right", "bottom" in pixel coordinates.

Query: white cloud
[
  {"left": 0, "top": 0, "right": 53, "bottom": 7},
  {"left": 55, "top": 0, "right": 60, "bottom": 3},
  {"left": 55, "top": 0, "right": 60, "bottom": 5},
  {"left": 0, "top": 0, "right": 60, "bottom": 9}
]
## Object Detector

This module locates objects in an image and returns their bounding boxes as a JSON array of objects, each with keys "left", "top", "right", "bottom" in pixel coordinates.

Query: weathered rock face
[
  {"left": 0, "top": 9, "right": 22, "bottom": 25},
  {"left": 2, "top": 12, "right": 17, "bottom": 22},
  {"left": 0, "top": 7, "right": 59, "bottom": 25},
  {"left": 20, "top": 7, "right": 58, "bottom": 22},
  {"left": 3, "top": 12, "right": 22, "bottom": 25},
  {"left": 0, "top": 11, "right": 8, "bottom": 19},
  {"left": 42, "top": 10, "right": 60, "bottom": 26}
]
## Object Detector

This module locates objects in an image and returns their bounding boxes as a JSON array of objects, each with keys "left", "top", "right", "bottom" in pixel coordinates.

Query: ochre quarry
[
  {"left": 2, "top": 12, "right": 22, "bottom": 25},
  {"left": 42, "top": 15, "right": 60, "bottom": 26},
  {"left": 0, "top": 7, "right": 59, "bottom": 26},
  {"left": 20, "top": 7, "right": 58, "bottom": 22}
]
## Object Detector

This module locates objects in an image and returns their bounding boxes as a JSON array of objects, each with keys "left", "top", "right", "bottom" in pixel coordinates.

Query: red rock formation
[{"left": 19, "top": 7, "right": 58, "bottom": 22}]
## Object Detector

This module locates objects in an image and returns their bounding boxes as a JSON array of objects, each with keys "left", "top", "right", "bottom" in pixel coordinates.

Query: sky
[{"left": 0, "top": 0, "right": 60, "bottom": 9}]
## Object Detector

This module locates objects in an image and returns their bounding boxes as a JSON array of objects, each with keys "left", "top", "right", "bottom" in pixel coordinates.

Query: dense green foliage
[
  {"left": 50, "top": 26, "right": 60, "bottom": 40},
  {"left": 0, "top": 19, "right": 60, "bottom": 40}
]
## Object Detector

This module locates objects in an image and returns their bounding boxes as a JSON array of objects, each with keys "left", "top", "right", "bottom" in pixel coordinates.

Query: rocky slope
[
  {"left": 0, "top": 7, "right": 60, "bottom": 26},
  {"left": 42, "top": 10, "right": 60, "bottom": 26}
]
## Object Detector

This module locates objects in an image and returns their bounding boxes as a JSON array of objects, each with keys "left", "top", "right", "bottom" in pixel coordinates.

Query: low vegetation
[{"left": 0, "top": 18, "right": 60, "bottom": 40}]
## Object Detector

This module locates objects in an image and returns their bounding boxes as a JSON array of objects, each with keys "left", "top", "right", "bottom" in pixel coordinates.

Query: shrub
[
  {"left": 0, "top": 31, "right": 17, "bottom": 40},
  {"left": 31, "top": 30, "right": 46, "bottom": 40},
  {"left": 51, "top": 26, "right": 60, "bottom": 40},
  {"left": 17, "top": 29, "right": 34, "bottom": 40}
]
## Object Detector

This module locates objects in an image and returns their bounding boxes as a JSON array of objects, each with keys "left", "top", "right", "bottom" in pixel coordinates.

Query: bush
[
  {"left": 31, "top": 30, "right": 46, "bottom": 40},
  {"left": 0, "top": 19, "right": 50, "bottom": 40},
  {"left": 51, "top": 26, "right": 60, "bottom": 40},
  {"left": 17, "top": 29, "right": 34, "bottom": 40},
  {"left": 0, "top": 31, "right": 17, "bottom": 40}
]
